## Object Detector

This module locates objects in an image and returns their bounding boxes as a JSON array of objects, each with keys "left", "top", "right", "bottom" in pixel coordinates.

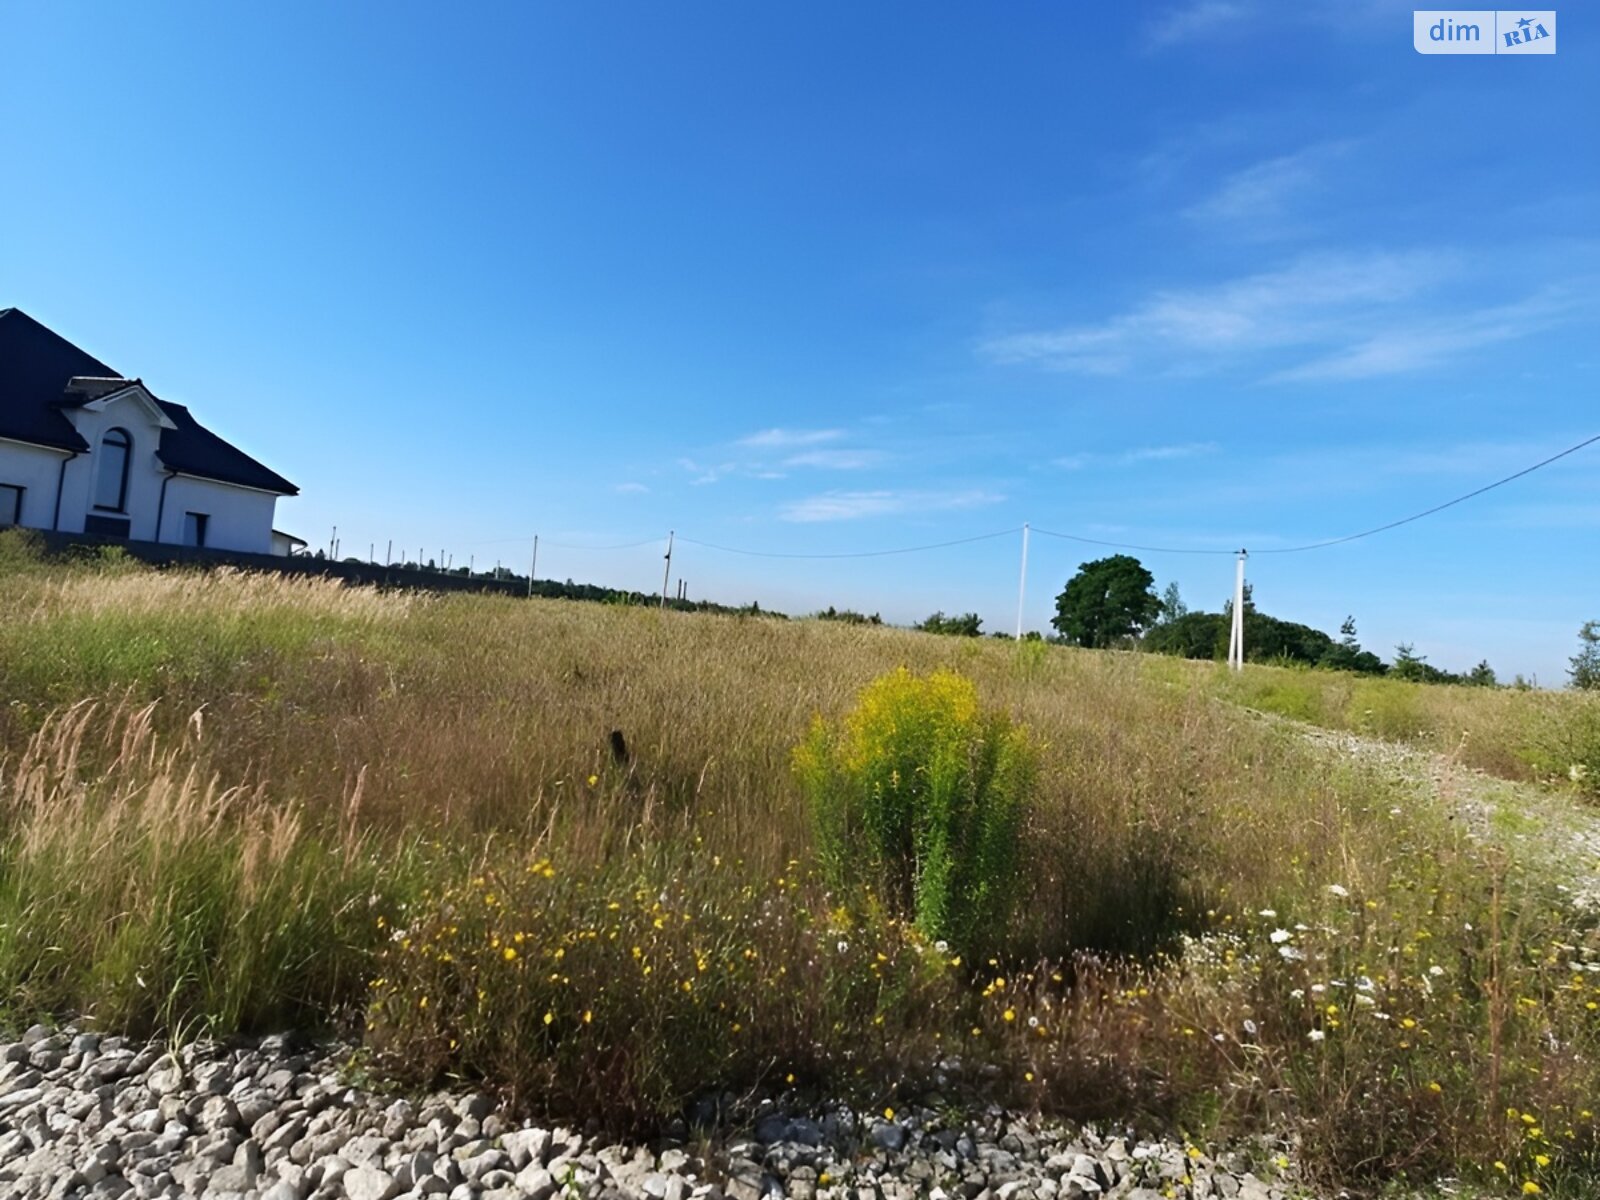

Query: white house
[{"left": 0, "top": 308, "right": 298, "bottom": 554}]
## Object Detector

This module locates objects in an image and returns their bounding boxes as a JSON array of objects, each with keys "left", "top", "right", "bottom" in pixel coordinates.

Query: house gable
[{"left": 68, "top": 379, "right": 179, "bottom": 432}]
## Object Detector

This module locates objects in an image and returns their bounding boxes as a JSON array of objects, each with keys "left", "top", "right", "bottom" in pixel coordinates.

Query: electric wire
[
  {"left": 676, "top": 528, "right": 1017, "bottom": 560},
  {"left": 1036, "top": 432, "right": 1599, "bottom": 558}
]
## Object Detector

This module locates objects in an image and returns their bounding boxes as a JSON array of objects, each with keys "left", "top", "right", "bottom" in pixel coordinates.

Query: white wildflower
[
  {"left": 1278, "top": 946, "right": 1305, "bottom": 961},
  {"left": 1270, "top": 929, "right": 1293, "bottom": 944},
  {"left": 1289, "top": 989, "right": 1305, "bottom": 1001},
  {"left": 836, "top": 940, "right": 849, "bottom": 953},
  {"left": 1259, "top": 909, "right": 1277, "bottom": 919},
  {"left": 1326, "top": 884, "right": 1350, "bottom": 898},
  {"left": 1308, "top": 1030, "right": 1325, "bottom": 1043},
  {"left": 1428, "top": 965, "right": 1445, "bottom": 977}
]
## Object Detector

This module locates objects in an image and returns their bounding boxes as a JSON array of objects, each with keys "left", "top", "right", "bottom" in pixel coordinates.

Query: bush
[{"left": 794, "top": 668, "right": 1035, "bottom": 953}]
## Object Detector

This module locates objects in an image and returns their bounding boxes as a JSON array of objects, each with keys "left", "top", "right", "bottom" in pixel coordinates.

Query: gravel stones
[{"left": 0, "top": 1023, "right": 1300, "bottom": 1200}]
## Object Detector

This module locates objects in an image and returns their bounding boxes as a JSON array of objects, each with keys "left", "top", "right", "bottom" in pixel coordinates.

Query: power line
[
  {"left": 1031, "top": 527, "right": 1236, "bottom": 555},
  {"left": 462, "top": 535, "right": 664, "bottom": 551},
  {"left": 1036, "top": 432, "right": 1599, "bottom": 558},
  {"left": 676, "top": 528, "right": 1017, "bottom": 560},
  {"left": 1255, "top": 432, "right": 1600, "bottom": 554}
]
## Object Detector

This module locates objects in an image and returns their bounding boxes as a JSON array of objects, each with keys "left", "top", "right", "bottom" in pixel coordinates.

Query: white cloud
[
  {"left": 784, "top": 448, "right": 885, "bottom": 470},
  {"left": 1144, "top": 1, "right": 1253, "bottom": 49},
  {"left": 614, "top": 482, "right": 649, "bottom": 494},
  {"left": 979, "top": 250, "right": 1584, "bottom": 381},
  {"left": 1055, "top": 442, "right": 1219, "bottom": 470},
  {"left": 738, "top": 428, "right": 843, "bottom": 449},
  {"left": 780, "top": 489, "right": 1004, "bottom": 523},
  {"left": 1267, "top": 289, "right": 1580, "bottom": 382},
  {"left": 1184, "top": 141, "right": 1354, "bottom": 228}
]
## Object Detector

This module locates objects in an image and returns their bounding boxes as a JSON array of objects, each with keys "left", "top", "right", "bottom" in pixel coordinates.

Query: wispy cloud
[
  {"left": 1184, "top": 141, "right": 1354, "bottom": 229},
  {"left": 1144, "top": 1, "right": 1253, "bottom": 49},
  {"left": 1267, "top": 289, "right": 1581, "bottom": 382},
  {"left": 1055, "top": 442, "right": 1219, "bottom": 470},
  {"left": 780, "top": 489, "right": 1004, "bottom": 523},
  {"left": 738, "top": 428, "right": 843, "bottom": 449},
  {"left": 783, "top": 448, "right": 885, "bottom": 470},
  {"left": 980, "top": 250, "right": 1583, "bottom": 381},
  {"left": 614, "top": 482, "right": 649, "bottom": 494}
]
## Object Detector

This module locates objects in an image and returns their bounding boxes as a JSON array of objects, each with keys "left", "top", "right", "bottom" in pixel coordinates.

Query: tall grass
[
  {"left": 1186, "top": 656, "right": 1600, "bottom": 794},
  {"left": 1, "top": 535, "right": 1598, "bottom": 1190}
]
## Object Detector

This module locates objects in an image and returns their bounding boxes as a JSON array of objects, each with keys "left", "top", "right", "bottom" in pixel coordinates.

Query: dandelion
[{"left": 582, "top": 1010, "right": 593, "bottom": 1024}]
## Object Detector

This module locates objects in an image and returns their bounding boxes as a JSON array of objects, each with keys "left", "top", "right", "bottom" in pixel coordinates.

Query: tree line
[{"left": 915, "top": 552, "right": 1598, "bottom": 690}]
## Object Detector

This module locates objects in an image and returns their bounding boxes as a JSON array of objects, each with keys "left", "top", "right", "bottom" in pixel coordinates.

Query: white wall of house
[
  {"left": 57, "top": 391, "right": 171, "bottom": 540},
  {"left": 0, "top": 392, "right": 282, "bottom": 552},
  {"left": 158, "top": 474, "right": 278, "bottom": 553},
  {"left": 0, "top": 438, "right": 73, "bottom": 529}
]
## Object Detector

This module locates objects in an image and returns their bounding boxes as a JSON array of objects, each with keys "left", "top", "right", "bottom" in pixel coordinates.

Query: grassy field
[
  {"left": 1, "top": 530, "right": 1598, "bottom": 1196},
  {"left": 1157, "top": 653, "right": 1600, "bottom": 793}
]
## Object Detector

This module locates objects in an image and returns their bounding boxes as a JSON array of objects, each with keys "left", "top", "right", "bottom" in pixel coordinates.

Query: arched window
[{"left": 94, "top": 428, "right": 132, "bottom": 512}]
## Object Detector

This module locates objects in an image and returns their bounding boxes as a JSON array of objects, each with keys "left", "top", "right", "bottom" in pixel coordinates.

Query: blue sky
[{"left": 4, "top": 2, "right": 1596, "bottom": 683}]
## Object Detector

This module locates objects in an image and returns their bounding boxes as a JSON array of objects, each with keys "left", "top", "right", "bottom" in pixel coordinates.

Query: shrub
[{"left": 794, "top": 667, "right": 1035, "bottom": 953}]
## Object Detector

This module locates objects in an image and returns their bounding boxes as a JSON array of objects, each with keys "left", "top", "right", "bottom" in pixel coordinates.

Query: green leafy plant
[{"left": 794, "top": 667, "right": 1035, "bottom": 952}]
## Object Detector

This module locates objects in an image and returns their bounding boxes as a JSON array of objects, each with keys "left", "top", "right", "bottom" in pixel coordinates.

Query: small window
[
  {"left": 183, "top": 512, "right": 209, "bottom": 548},
  {"left": 94, "top": 428, "right": 132, "bottom": 512},
  {"left": 0, "top": 484, "right": 22, "bottom": 527}
]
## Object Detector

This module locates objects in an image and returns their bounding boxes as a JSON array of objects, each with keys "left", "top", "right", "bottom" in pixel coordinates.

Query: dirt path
[{"left": 1283, "top": 719, "right": 1600, "bottom": 913}]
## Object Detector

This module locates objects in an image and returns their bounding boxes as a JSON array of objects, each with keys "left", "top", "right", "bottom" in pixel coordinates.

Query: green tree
[
  {"left": 1571, "top": 620, "right": 1600, "bottom": 691},
  {"left": 916, "top": 611, "right": 983, "bottom": 637},
  {"left": 1143, "top": 611, "right": 1228, "bottom": 659},
  {"left": 1467, "top": 660, "right": 1498, "bottom": 687},
  {"left": 1051, "top": 555, "right": 1161, "bottom": 648},
  {"left": 1158, "top": 581, "right": 1187, "bottom": 625}
]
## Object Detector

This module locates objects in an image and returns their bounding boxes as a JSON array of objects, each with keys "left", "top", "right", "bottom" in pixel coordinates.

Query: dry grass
[
  {"left": 1, "top": 533, "right": 1598, "bottom": 1193},
  {"left": 1166, "top": 655, "right": 1600, "bottom": 792}
]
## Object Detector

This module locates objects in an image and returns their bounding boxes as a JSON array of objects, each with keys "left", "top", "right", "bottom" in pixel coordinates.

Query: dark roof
[{"left": 0, "top": 308, "right": 297, "bottom": 495}]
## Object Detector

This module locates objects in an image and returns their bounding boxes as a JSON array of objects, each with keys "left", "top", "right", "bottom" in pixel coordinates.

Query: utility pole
[
  {"left": 386, "top": 539, "right": 392, "bottom": 566},
  {"left": 1228, "top": 549, "right": 1248, "bottom": 671},
  {"left": 329, "top": 527, "right": 337, "bottom": 558},
  {"left": 660, "top": 531, "right": 674, "bottom": 609},
  {"left": 528, "top": 535, "right": 538, "bottom": 597},
  {"left": 1015, "top": 522, "right": 1030, "bottom": 640}
]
